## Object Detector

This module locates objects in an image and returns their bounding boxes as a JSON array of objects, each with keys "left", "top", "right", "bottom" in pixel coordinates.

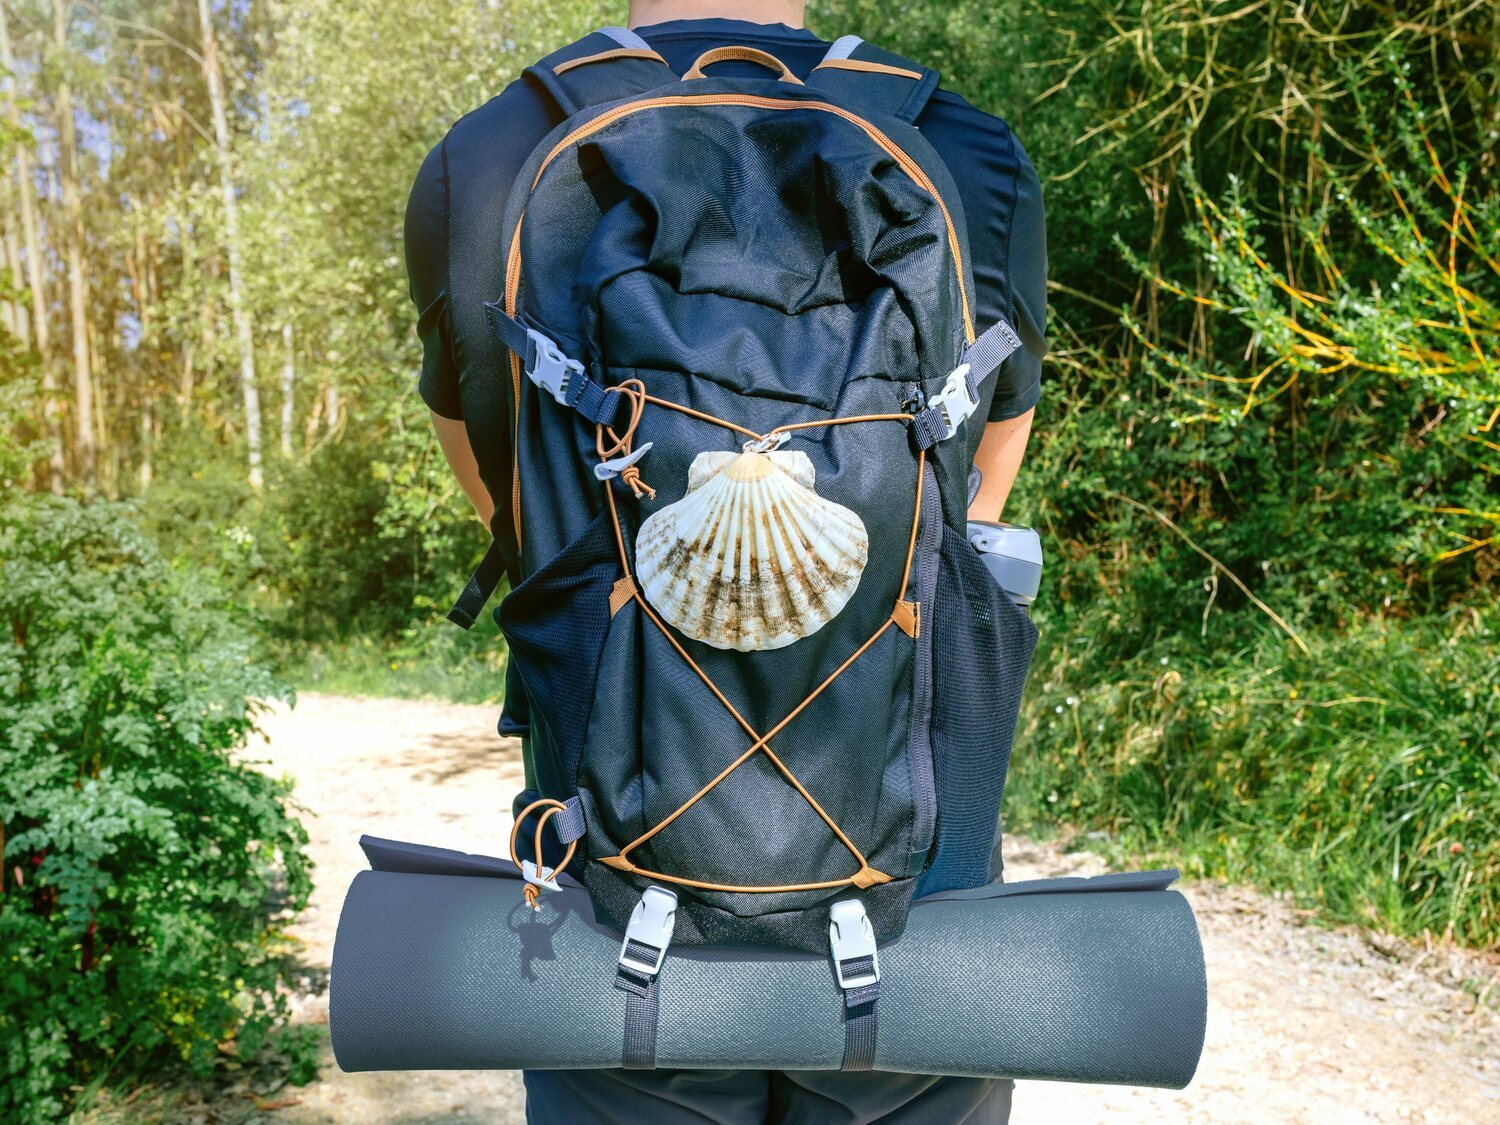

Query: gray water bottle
[{"left": 967, "top": 521, "right": 1043, "bottom": 610}]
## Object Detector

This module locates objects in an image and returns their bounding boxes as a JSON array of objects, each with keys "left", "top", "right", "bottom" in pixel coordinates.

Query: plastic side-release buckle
[
  {"left": 829, "top": 899, "right": 880, "bottom": 989},
  {"left": 619, "top": 886, "right": 677, "bottom": 977},
  {"left": 526, "top": 328, "right": 584, "bottom": 407},
  {"left": 929, "top": 363, "right": 977, "bottom": 439}
]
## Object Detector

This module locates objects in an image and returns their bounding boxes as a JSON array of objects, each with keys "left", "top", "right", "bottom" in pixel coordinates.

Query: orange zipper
[{"left": 506, "top": 93, "right": 976, "bottom": 551}]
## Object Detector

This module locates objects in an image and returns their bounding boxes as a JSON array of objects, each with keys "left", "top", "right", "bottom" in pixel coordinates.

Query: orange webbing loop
[
  {"left": 509, "top": 798, "right": 579, "bottom": 911},
  {"left": 588, "top": 382, "right": 932, "bottom": 895},
  {"left": 683, "top": 45, "right": 803, "bottom": 84}
]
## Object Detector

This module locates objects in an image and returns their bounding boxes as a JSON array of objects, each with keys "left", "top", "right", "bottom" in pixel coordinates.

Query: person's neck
[{"left": 627, "top": 0, "right": 806, "bottom": 30}]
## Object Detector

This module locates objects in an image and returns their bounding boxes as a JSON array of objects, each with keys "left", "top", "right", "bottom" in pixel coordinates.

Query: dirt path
[{"left": 249, "top": 695, "right": 1499, "bottom": 1124}]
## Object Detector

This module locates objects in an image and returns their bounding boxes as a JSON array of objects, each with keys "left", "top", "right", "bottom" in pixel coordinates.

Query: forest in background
[{"left": 0, "top": 0, "right": 1496, "bottom": 1115}]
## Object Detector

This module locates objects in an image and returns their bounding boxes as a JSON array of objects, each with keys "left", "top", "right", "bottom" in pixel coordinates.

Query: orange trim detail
[
  {"left": 609, "top": 575, "right": 637, "bottom": 617},
  {"left": 892, "top": 599, "right": 920, "bottom": 638},
  {"left": 553, "top": 47, "right": 668, "bottom": 75},
  {"left": 813, "top": 57, "right": 924, "bottom": 81},
  {"left": 683, "top": 45, "right": 803, "bottom": 84}
]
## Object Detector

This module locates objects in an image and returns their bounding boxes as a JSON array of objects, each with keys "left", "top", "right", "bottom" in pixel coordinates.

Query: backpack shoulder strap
[
  {"left": 805, "top": 36, "right": 940, "bottom": 124},
  {"left": 526, "top": 26, "right": 677, "bottom": 118}
]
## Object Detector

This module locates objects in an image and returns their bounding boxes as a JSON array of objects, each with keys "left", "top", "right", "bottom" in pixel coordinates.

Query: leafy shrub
[
  {"left": 1010, "top": 597, "right": 1500, "bottom": 946},
  {"left": 143, "top": 393, "right": 488, "bottom": 647},
  {"left": 0, "top": 496, "right": 313, "bottom": 1120}
]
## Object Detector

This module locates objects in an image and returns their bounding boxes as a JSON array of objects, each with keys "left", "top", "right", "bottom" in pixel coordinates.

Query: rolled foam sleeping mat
[{"left": 331, "top": 837, "right": 1206, "bottom": 1087}]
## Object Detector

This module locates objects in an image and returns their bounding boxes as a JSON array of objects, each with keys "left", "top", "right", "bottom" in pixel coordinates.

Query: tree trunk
[
  {"left": 53, "top": 0, "right": 96, "bottom": 489},
  {"left": 1, "top": 173, "right": 23, "bottom": 347},
  {"left": 139, "top": 393, "right": 153, "bottom": 490},
  {"left": 325, "top": 378, "right": 339, "bottom": 434},
  {"left": 197, "top": 0, "right": 263, "bottom": 490},
  {"left": 4, "top": 5, "right": 61, "bottom": 492},
  {"left": 280, "top": 320, "right": 295, "bottom": 458},
  {"left": 126, "top": 235, "right": 154, "bottom": 492}
]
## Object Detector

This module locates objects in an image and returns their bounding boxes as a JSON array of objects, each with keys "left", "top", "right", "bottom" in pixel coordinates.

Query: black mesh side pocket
[
  {"left": 920, "top": 524, "right": 1040, "bottom": 895},
  {"left": 498, "top": 513, "right": 622, "bottom": 785}
]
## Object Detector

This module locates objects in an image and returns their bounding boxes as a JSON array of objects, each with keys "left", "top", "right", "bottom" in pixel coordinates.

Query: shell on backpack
[{"left": 634, "top": 449, "right": 868, "bottom": 652}]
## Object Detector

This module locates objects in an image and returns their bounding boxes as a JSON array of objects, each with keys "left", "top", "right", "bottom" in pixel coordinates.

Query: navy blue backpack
[{"left": 448, "top": 27, "right": 1037, "bottom": 990}]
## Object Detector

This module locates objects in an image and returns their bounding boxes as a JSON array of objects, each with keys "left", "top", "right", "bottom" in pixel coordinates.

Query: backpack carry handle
[{"left": 683, "top": 46, "right": 803, "bottom": 84}]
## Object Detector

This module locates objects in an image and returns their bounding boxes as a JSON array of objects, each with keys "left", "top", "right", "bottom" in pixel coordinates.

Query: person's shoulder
[
  {"left": 441, "top": 74, "right": 556, "bottom": 158},
  {"left": 922, "top": 87, "right": 1024, "bottom": 157}
]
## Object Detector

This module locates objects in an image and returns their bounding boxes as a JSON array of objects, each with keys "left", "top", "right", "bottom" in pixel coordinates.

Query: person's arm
[
  {"left": 967, "top": 123, "right": 1047, "bottom": 524},
  {"left": 405, "top": 139, "right": 496, "bottom": 528},
  {"left": 968, "top": 408, "right": 1034, "bottom": 522},
  {"left": 432, "top": 411, "right": 495, "bottom": 525}
]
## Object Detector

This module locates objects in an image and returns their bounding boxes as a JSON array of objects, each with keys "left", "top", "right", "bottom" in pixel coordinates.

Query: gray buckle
[
  {"left": 595, "top": 442, "right": 654, "bottom": 482},
  {"left": 526, "top": 328, "right": 584, "bottom": 406},
  {"left": 619, "top": 886, "right": 677, "bottom": 977},
  {"left": 928, "top": 363, "right": 977, "bottom": 439},
  {"left": 520, "top": 858, "right": 562, "bottom": 895},
  {"left": 829, "top": 899, "right": 880, "bottom": 989}
]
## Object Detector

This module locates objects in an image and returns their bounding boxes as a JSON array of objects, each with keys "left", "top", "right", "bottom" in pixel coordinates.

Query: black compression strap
[
  {"left": 839, "top": 958, "right": 879, "bottom": 1071},
  {"left": 447, "top": 541, "right": 506, "bottom": 629},
  {"left": 615, "top": 945, "right": 663, "bottom": 1070}
]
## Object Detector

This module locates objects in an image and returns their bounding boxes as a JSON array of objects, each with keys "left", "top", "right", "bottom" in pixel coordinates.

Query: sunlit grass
[
  {"left": 1009, "top": 600, "right": 1500, "bottom": 948},
  {"left": 281, "top": 615, "right": 508, "bottom": 706}
]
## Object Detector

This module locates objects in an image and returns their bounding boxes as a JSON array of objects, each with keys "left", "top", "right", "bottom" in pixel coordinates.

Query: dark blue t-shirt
[{"left": 405, "top": 17, "right": 1046, "bottom": 444}]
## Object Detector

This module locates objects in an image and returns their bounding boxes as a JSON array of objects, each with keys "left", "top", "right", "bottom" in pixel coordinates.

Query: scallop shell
[{"left": 635, "top": 449, "right": 868, "bottom": 652}]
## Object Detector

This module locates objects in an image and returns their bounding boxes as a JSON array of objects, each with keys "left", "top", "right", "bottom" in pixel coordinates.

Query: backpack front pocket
[{"left": 920, "top": 524, "right": 1040, "bottom": 895}]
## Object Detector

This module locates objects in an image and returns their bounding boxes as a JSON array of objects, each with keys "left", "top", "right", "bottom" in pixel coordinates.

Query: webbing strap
[
  {"left": 615, "top": 952, "right": 662, "bottom": 1070},
  {"left": 550, "top": 796, "right": 587, "bottom": 845},
  {"left": 447, "top": 540, "right": 506, "bottom": 629},
  {"left": 597, "top": 25, "right": 652, "bottom": 51},
  {"left": 483, "top": 302, "right": 622, "bottom": 428},
  {"left": 823, "top": 34, "right": 863, "bottom": 62},
  {"left": 615, "top": 886, "right": 676, "bottom": 1070},
  {"left": 912, "top": 320, "right": 1025, "bottom": 449},
  {"left": 829, "top": 899, "right": 880, "bottom": 1069},
  {"left": 964, "top": 319, "right": 1025, "bottom": 384},
  {"left": 841, "top": 971, "right": 880, "bottom": 1071}
]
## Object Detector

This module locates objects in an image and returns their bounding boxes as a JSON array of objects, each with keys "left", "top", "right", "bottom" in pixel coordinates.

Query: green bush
[
  {"left": 990, "top": 8, "right": 1500, "bottom": 946},
  {"left": 1010, "top": 597, "right": 1500, "bottom": 947},
  {"left": 0, "top": 496, "right": 313, "bottom": 1120},
  {"left": 142, "top": 393, "right": 489, "bottom": 648}
]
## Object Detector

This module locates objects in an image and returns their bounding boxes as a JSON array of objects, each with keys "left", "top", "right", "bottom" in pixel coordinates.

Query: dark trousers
[{"left": 523, "top": 1069, "right": 1012, "bottom": 1124}]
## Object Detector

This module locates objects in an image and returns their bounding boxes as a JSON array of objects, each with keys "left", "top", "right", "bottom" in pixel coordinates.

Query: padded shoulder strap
[
  {"left": 805, "top": 36, "right": 940, "bottom": 124},
  {"left": 526, "top": 26, "right": 676, "bottom": 118}
]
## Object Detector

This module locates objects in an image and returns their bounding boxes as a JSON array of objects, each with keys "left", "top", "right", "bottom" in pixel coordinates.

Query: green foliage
[
  {"left": 0, "top": 496, "right": 313, "bottom": 1120},
  {"left": 1132, "top": 110, "right": 1499, "bottom": 591},
  {"left": 1011, "top": 596, "right": 1499, "bottom": 946},
  {"left": 972, "top": 4, "right": 1500, "bottom": 948},
  {"left": 0, "top": 355, "right": 44, "bottom": 489}
]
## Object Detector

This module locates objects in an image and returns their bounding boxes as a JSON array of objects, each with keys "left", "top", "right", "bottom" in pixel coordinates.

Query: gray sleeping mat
[{"left": 330, "top": 836, "right": 1206, "bottom": 1087}]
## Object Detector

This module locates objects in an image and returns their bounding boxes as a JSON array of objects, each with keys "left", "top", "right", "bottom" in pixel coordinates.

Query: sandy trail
[{"left": 247, "top": 695, "right": 1499, "bottom": 1124}]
